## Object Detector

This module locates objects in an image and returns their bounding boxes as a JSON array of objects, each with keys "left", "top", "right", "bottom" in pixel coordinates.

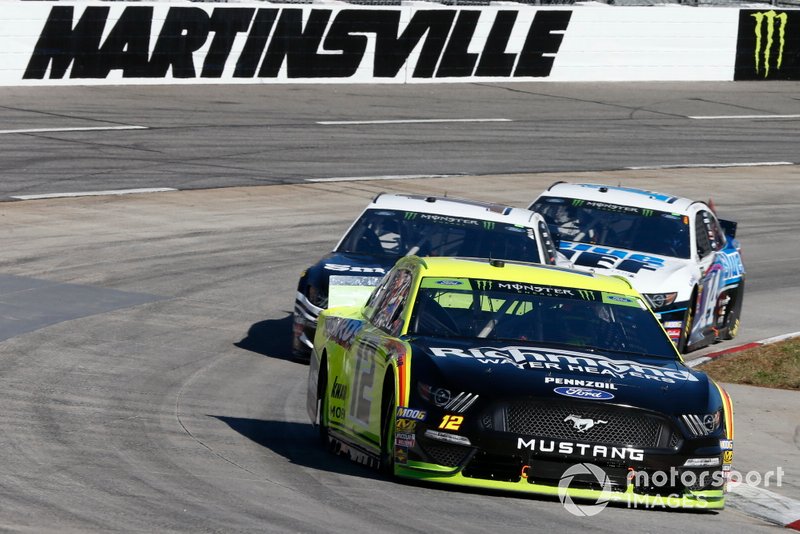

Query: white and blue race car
[{"left": 530, "top": 182, "right": 745, "bottom": 353}]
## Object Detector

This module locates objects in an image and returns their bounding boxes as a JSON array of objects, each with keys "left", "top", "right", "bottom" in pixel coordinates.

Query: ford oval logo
[{"left": 554, "top": 386, "right": 615, "bottom": 401}]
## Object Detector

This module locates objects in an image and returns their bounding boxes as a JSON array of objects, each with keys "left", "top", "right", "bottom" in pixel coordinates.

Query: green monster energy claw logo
[
  {"left": 571, "top": 199, "right": 585, "bottom": 207},
  {"left": 483, "top": 221, "right": 496, "bottom": 230},
  {"left": 642, "top": 209, "right": 653, "bottom": 217},
  {"left": 752, "top": 10, "right": 788, "bottom": 78},
  {"left": 577, "top": 289, "right": 595, "bottom": 301},
  {"left": 404, "top": 212, "right": 418, "bottom": 220},
  {"left": 476, "top": 280, "right": 493, "bottom": 291}
]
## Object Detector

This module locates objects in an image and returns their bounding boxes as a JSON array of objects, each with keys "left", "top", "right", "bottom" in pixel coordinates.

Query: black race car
[
  {"left": 307, "top": 256, "right": 735, "bottom": 509},
  {"left": 292, "top": 193, "right": 562, "bottom": 360}
]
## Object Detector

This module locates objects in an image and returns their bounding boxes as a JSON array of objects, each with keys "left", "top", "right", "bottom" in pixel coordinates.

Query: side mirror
[{"left": 719, "top": 219, "right": 737, "bottom": 239}]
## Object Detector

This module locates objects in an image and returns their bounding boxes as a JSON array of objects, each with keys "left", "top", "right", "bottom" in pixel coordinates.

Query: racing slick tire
[
  {"left": 678, "top": 291, "right": 697, "bottom": 353},
  {"left": 317, "top": 354, "right": 330, "bottom": 447},
  {"left": 721, "top": 281, "right": 745, "bottom": 341},
  {"left": 379, "top": 373, "right": 396, "bottom": 476}
]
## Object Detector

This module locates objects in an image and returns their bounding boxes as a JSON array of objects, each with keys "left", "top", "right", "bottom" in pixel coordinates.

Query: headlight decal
[
  {"left": 681, "top": 409, "right": 722, "bottom": 437},
  {"left": 713, "top": 382, "right": 735, "bottom": 440},
  {"left": 445, "top": 392, "right": 480, "bottom": 413},
  {"left": 643, "top": 292, "right": 678, "bottom": 309}
]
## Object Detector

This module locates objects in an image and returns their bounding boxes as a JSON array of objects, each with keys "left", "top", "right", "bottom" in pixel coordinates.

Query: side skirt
[{"left": 328, "top": 428, "right": 381, "bottom": 470}]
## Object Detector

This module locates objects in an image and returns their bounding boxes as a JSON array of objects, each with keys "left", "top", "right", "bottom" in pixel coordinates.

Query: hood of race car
[
  {"left": 559, "top": 242, "right": 695, "bottom": 297},
  {"left": 303, "top": 251, "right": 393, "bottom": 301},
  {"left": 314, "top": 251, "right": 395, "bottom": 276},
  {"left": 408, "top": 338, "right": 712, "bottom": 415}
]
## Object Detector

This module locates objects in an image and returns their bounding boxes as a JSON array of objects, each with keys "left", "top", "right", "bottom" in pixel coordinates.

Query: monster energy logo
[
  {"left": 476, "top": 280, "right": 493, "bottom": 291},
  {"left": 483, "top": 221, "right": 496, "bottom": 230},
  {"left": 404, "top": 212, "right": 418, "bottom": 220},
  {"left": 571, "top": 199, "right": 585, "bottom": 207},
  {"left": 642, "top": 209, "right": 654, "bottom": 217},
  {"left": 752, "top": 10, "right": 788, "bottom": 78},
  {"left": 577, "top": 289, "right": 596, "bottom": 301}
]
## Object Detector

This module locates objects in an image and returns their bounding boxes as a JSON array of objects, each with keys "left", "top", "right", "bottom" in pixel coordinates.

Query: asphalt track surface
[{"left": 1, "top": 83, "right": 799, "bottom": 532}]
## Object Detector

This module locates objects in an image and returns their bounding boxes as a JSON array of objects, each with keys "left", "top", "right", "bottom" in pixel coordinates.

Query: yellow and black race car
[{"left": 307, "top": 256, "right": 734, "bottom": 509}]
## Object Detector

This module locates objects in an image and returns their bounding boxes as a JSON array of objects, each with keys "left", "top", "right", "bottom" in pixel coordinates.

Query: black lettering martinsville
[{"left": 24, "top": 6, "right": 572, "bottom": 80}]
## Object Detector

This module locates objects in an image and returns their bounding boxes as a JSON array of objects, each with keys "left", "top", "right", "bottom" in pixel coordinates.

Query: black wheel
[
  {"left": 678, "top": 293, "right": 696, "bottom": 353},
  {"left": 317, "top": 356, "right": 329, "bottom": 446},
  {"left": 379, "top": 373, "right": 396, "bottom": 475},
  {"left": 721, "top": 281, "right": 745, "bottom": 341}
]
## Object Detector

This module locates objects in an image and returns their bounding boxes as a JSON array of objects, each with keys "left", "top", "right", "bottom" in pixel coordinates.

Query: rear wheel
[
  {"left": 379, "top": 373, "right": 396, "bottom": 475},
  {"left": 721, "top": 281, "right": 745, "bottom": 341},
  {"left": 317, "top": 355, "right": 329, "bottom": 446}
]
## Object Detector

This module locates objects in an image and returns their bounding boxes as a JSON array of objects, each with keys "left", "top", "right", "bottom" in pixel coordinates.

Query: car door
[
  {"left": 345, "top": 267, "right": 413, "bottom": 447},
  {"left": 692, "top": 208, "right": 726, "bottom": 342}
]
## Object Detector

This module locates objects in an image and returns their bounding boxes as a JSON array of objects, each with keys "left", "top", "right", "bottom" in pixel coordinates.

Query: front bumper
[
  {"left": 393, "top": 399, "right": 727, "bottom": 509},
  {"left": 395, "top": 461, "right": 724, "bottom": 509},
  {"left": 293, "top": 291, "right": 323, "bottom": 359}
]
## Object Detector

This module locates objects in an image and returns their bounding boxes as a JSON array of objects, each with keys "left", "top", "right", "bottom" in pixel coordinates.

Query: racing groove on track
[{"left": 1, "top": 167, "right": 798, "bottom": 532}]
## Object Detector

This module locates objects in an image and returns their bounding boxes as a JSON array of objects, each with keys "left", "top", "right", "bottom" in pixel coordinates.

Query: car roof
[
  {"left": 537, "top": 182, "right": 697, "bottom": 214},
  {"left": 400, "top": 256, "right": 638, "bottom": 295},
  {"left": 369, "top": 193, "right": 540, "bottom": 226}
]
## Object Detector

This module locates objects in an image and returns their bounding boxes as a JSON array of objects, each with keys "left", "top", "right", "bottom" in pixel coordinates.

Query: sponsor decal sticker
[
  {"left": 435, "top": 279, "right": 464, "bottom": 286},
  {"left": 394, "top": 445, "right": 409, "bottom": 464},
  {"left": 438, "top": 415, "right": 464, "bottom": 431},
  {"left": 602, "top": 293, "right": 639, "bottom": 307},
  {"left": 324, "top": 263, "right": 386, "bottom": 274},
  {"left": 396, "top": 418, "right": 417, "bottom": 433},
  {"left": 517, "top": 437, "right": 644, "bottom": 461},
  {"left": 396, "top": 407, "right": 427, "bottom": 421},
  {"left": 554, "top": 386, "right": 615, "bottom": 401},
  {"left": 430, "top": 346, "right": 698, "bottom": 384},
  {"left": 723, "top": 450, "right": 734, "bottom": 465},
  {"left": 331, "top": 376, "right": 347, "bottom": 400},
  {"left": 395, "top": 432, "right": 416, "bottom": 447},
  {"left": 325, "top": 317, "right": 362, "bottom": 350},
  {"left": 544, "top": 377, "right": 618, "bottom": 390}
]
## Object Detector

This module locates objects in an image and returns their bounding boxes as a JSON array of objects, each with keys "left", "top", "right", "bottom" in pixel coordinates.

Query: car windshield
[
  {"left": 337, "top": 209, "right": 542, "bottom": 264},
  {"left": 409, "top": 277, "right": 678, "bottom": 360},
  {"left": 532, "top": 197, "right": 690, "bottom": 259}
]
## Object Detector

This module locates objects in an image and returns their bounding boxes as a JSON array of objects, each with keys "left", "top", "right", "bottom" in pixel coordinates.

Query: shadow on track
[
  {"left": 236, "top": 313, "right": 298, "bottom": 362},
  {"left": 212, "top": 415, "right": 382, "bottom": 480}
]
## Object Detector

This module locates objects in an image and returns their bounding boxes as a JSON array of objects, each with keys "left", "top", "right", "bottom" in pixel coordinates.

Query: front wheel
[
  {"left": 678, "top": 294, "right": 696, "bottom": 353},
  {"left": 379, "top": 374, "right": 396, "bottom": 475},
  {"left": 317, "top": 357, "right": 329, "bottom": 447}
]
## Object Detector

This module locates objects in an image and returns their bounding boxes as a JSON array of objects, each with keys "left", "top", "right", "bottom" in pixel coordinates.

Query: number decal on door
[{"left": 350, "top": 340, "right": 377, "bottom": 426}]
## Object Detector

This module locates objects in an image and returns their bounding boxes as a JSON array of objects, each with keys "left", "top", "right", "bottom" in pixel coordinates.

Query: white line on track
[
  {"left": 689, "top": 114, "right": 800, "bottom": 120},
  {"left": 0, "top": 125, "right": 148, "bottom": 135},
  {"left": 306, "top": 174, "right": 462, "bottom": 183},
  {"left": 626, "top": 161, "right": 793, "bottom": 170},
  {"left": 11, "top": 188, "right": 177, "bottom": 200},
  {"left": 316, "top": 118, "right": 511, "bottom": 125}
]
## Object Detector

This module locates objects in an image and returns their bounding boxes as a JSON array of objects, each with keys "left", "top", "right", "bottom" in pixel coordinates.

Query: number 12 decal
[{"left": 439, "top": 415, "right": 464, "bottom": 431}]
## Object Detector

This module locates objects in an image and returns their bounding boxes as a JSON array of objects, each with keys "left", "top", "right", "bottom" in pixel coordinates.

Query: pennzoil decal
[
  {"left": 735, "top": 10, "right": 800, "bottom": 80},
  {"left": 25, "top": 6, "right": 572, "bottom": 81}
]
